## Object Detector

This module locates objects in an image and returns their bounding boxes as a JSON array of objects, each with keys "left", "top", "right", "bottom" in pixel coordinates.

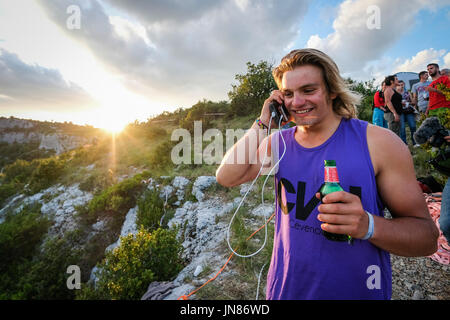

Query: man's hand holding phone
[{"left": 261, "top": 90, "right": 289, "bottom": 128}]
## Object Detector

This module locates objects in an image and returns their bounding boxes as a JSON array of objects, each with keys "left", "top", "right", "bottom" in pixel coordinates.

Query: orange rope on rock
[{"left": 177, "top": 212, "right": 276, "bottom": 300}]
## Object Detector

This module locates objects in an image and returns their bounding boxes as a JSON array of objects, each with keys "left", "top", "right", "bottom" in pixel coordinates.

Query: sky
[{"left": 0, "top": 0, "right": 449, "bottom": 131}]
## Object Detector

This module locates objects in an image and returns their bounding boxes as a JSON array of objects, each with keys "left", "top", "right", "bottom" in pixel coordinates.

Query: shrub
[
  {"left": 429, "top": 107, "right": 450, "bottom": 129},
  {"left": 0, "top": 141, "right": 55, "bottom": 169},
  {"left": 0, "top": 203, "right": 52, "bottom": 299},
  {"left": 1, "top": 157, "right": 67, "bottom": 197},
  {"left": 148, "top": 140, "right": 176, "bottom": 171},
  {"left": 146, "top": 126, "right": 167, "bottom": 140},
  {"left": 16, "top": 231, "right": 83, "bottom": 299},
  {"left": 0, "top": 181, "right": 21, "bottom": 207},
  {"left": 81, "top": 227, "right": 183, "bottom": 300},
  {"left": 137, "top": 188, "right": 165, "bottom": 231},
  {"left": 2, "top": 159, "right": 37, "bottom": 184},
  {"left": 0, "top": 203, "right": 49, "bottom": 269},
  {"left": 67, "top": 143, "right": 109, "bottom": 167},
  {"left": 87, "top": 174, "right": 147, "bottom": 219},
  {"left": 28, "top": 158, "right": 66, "bottom": 193},
  {"left": 78, "top": 168, "right": 115, "bottom": 193}
]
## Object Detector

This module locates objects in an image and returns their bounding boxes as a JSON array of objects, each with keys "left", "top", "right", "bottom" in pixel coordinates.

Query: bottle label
[{"left": 324, "top": 166, "right": 339, "bottom": 183}]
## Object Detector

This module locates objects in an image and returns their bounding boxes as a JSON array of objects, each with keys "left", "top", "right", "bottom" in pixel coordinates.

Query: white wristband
[{"left": 361, "top": 211, "right": 374, "bottom": 240}]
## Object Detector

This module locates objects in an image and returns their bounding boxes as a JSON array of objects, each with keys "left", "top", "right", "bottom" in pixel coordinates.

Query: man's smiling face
[{"left": 281, "top": 64, "right": 336, "bottom": 127}]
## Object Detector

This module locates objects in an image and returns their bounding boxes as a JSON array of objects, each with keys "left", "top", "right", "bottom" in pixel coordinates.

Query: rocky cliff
[{"left": 0, "top": 117, "right": 97, "bottom": 155}]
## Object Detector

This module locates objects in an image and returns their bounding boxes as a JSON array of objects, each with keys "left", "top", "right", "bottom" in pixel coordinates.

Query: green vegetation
[
  {"left": 0, "top": 203, "right": 52, "bottom": 299},
  {"left": 347, "top": 78, "right": 376, "bottom": 122},
  {"left": 77, "top": 227, "right": 183, "bottom": 300},
  {"left": 228, "top": 60, "right": 277, "bottom": 118},
  {"left": 137, "top": 188, "right": 165, "bottom": 231},
  {"left": 0, "top": 141, "right": 55, "bottom": 169},
  {"left": 14, "top": 231, "right": 84, "bottom": 300},
  {"left": 86, "top": 172, "right": 150, "bottom": 219}
]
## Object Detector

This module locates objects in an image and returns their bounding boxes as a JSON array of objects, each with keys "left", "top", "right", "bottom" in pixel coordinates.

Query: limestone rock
[
  {"left": 192, "top": 176, "right": 216, "bottom": 202},
  {"left": 106, "top": 206, "right": 138, "bottom": 252}
]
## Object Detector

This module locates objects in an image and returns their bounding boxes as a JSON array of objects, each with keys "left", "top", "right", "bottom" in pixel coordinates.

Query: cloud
[
  {"left": 306, "top": 0, "right": 450, "bottom": 77},
  {"left": 105, "top": 0, "right": 225, "bottom": 25},
  {"left": 393, "top": 48, "right": 447, "bottom": 73},
  {"left": 444, "top": 52, "right": 450, "bottom": 67},
  {"left": 0, "top": 48, "right": 98, "bottom": 112},
  {"left": 36, "top": 0, "right": 311, "bottom": 106}
]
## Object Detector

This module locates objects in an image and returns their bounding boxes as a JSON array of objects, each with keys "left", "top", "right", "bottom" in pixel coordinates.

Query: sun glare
[
  {"left": 102, "top": 120, "right": 127, "bottom": 134},
  {"left": 94, "top": 96, "right": 132, "bottom": 134},
  {"left": 94, "top": 107, "right": 128, "bottom": 134},
  {"left": 89, "top": 83, "right": 155, "bottom": 134}
]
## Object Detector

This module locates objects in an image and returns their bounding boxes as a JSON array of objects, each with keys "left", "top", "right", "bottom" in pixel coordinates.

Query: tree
[
  {"left": 228, "top": 61, "right": 277, "bottom": 117},
  {"left": 346, "top": 78, "right": 377, "bottom": 123},
  {"left": 179, "top": 99, "right": 230, "bottom": 133}
]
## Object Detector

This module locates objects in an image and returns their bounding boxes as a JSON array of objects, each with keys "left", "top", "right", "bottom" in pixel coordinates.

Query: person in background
[
  {"left": 425, "top": 63, "right": 450, "bottom": 116},
  {"left": 383, "top": 75, "right": 402, "bottom": 137},
  {"left": 397, "top": 80, "right": 418, "bottom": 147},
  {"left": 427, "top": 65, "right": 450, "bottom": 249},
  {"left": 441, "top": 68, "right": 449, "bottom": 79},
  {"left": 372, "top": 81, "right": 387, "bottom": 128},
  {"left": 411, "top": 71, "right": 431, "bottom": 114}
]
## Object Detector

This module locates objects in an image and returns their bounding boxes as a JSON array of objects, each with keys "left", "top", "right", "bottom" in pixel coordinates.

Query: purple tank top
[{"left": 266, "top": 118, "right": 391, "bottom": 300}]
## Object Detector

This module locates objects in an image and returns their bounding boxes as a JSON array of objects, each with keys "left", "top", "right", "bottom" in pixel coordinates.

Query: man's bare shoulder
[
  {"left": 367, "top": 123, "right": 403, "bottom": 144},
  {"left": 366, "top": 123, "right": 412, "bottom": 175}
]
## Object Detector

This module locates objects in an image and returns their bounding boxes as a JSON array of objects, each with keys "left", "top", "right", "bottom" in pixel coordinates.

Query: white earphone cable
[{"left": 226, "top": 114, "right": 287, "bottom": 259}]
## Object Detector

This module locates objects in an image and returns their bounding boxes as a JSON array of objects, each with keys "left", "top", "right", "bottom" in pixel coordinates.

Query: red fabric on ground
[{"left": 425, "top": 193, "right": 450, "bottom": 265}]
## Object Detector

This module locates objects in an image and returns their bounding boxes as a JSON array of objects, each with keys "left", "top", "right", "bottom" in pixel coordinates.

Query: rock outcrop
[
  {"left": 0, "top": 117, "right": 96, "bottom": 154},
  {"left": 6, "top": 183, "right": 93, "bottom": 239},
  {"left": 38, "top": 133, "right": 91, "bottom": 155},
  {"left": 0, "top": 117, "right": 34, "bottom": 129}
]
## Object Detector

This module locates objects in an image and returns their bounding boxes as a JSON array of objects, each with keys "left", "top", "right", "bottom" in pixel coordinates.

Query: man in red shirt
[{"left": 425, "top": 63, "right": 450, "bottom": 116}]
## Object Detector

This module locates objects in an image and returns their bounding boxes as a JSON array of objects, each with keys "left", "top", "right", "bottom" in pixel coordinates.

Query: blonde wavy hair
[{"left": 272, "top": 48, "right": 360, "bottom": 119}]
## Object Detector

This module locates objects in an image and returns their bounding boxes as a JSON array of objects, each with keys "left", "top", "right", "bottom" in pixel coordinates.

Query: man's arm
[
  {"left": 366, "top": 125, "right": 439, "bottom": 256},
  {"left": 215, "top": 125, "right": 271, "bottom": 187},
  {"left": 317, "top": 125, "right": 438, "bottom": 256},
  {"left": 216, "top": 91, "right": 284, "bottom": 187},
  {"left": 411, "top": 85, "right": 418, "bottom": 106}
]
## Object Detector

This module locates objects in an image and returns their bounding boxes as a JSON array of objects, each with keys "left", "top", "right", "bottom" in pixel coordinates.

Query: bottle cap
[{"left": 324, "top": 160, "right": 336, "bottom": 166}]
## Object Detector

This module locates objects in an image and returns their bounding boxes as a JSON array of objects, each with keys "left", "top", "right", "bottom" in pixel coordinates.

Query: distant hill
[{"left": 0, "top": 117, "right": 106, "bottom": 169}]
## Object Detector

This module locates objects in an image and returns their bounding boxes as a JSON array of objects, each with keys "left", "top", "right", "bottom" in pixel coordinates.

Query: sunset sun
[{"left": 101, "top": 118, "right": 127, "bottom": 134}]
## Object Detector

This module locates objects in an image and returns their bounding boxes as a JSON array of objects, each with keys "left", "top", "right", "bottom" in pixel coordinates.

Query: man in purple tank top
[{"left": 216, "top": 49, "right": 438, "bottom": 300}]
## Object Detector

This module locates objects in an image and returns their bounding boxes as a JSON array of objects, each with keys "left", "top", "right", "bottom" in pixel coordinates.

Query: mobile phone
[{"left": 269, "top": 100, "right": 290, "bottom": 125}]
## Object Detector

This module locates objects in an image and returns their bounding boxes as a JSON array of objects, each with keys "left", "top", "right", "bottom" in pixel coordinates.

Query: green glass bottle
[{"left": 319, "top": 160, "right": 352, "bottom": 243}]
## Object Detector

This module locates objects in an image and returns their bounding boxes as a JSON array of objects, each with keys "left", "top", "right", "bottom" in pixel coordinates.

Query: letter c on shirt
[{"left": 277, "top": 178, "right": 295, "bottom": 215}]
